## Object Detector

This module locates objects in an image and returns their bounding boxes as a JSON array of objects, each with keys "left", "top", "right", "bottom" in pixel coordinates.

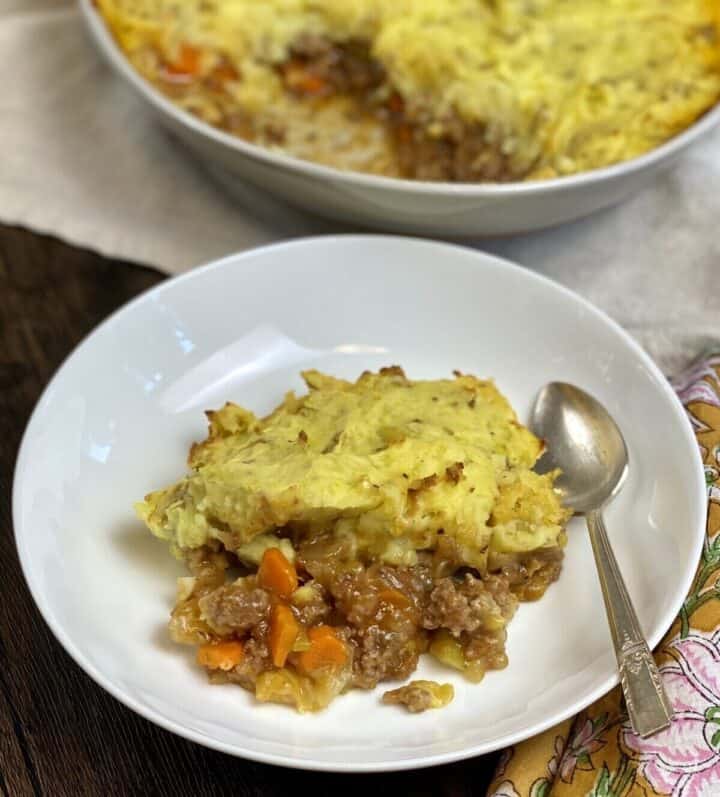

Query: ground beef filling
[
  {"left": 171, "top": 535, "right": 562, "bottom": 703},
  {"left": 278, "top": 37, "right": 526, "bottom": 182},
  {"left": 423, "top": 574, "right": 518, "bottom": 636},
  {"left": 198, "top": 584, "right": 270, "bottom": 635},
  {"left": 147, "top": 32, "right": 528, "bottom": 181},
  {"left": 282, "top": 36, "right": 386, "bottom": 97},
  {"left": 391, "top": 120, "right": 527, "bottom": 182}
]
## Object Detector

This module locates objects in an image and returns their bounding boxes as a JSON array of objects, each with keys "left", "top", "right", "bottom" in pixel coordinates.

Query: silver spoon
[{"left": 530, "top": 382, "right": 673, "bottom": 738}]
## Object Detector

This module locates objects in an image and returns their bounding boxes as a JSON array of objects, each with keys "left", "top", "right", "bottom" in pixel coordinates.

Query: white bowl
[
  {"left": 79, "top": 0, "right": 720, "bottom": 237},
  {"left": 13, "top": 235, "right": 705, "bottom": 771}
]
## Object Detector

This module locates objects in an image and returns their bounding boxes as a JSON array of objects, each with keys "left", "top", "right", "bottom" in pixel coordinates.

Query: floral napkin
[{"left": 486, "top": 353, "right": 720, "bottom": 797}]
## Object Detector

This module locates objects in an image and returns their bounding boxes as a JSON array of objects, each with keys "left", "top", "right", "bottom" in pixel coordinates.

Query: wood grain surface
[{"left": 0, "top": 225, "right": 499, "bottom": 796}]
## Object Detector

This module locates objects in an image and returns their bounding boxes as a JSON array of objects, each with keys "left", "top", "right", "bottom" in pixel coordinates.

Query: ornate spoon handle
[{"left": 586, "top": 509, "right": 673, "bottom": 737}]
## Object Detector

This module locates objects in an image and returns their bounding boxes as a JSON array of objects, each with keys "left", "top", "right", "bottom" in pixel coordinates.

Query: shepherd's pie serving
[{"left": 137, "top": 368, "right": 570, "bottom": 712}]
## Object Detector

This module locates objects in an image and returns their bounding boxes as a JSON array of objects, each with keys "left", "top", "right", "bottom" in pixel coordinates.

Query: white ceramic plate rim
[
  {"left": 79, "top": 0, "right": 720, "bottom": 199},
  {"left": 13, "top": 235, "right": 706, "bottom": 771}
]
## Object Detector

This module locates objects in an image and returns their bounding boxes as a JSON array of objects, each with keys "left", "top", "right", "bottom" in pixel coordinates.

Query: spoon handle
[{"left": 586, "top": 509, "right": 673, "bottom": 738}]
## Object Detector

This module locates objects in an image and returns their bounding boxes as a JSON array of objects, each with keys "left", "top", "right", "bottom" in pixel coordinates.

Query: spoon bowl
[{"left": 531, "top": 382, "right": 629, "bottom": 513}]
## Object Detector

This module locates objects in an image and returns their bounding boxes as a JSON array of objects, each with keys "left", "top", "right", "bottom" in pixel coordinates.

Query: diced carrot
[
  {"left": 377, "top": 588, "right": 411, "bottom": 610},
  {"left": 197, "top": 640, "right": 244, "bottom": 671},
  {"left": 295, "top": 625, "right": 347, "bottom": 673},
  {"left": 283, "top": 61, "right": 329, "bottom": 96},
  {"left": 258, "top": 548, "right": 298, "bottom": 599},
  {"left": 166, "top": 43, "right": 202, "bottom": 77},
  {"left": 269, "top": 604, "right": 300, "bottom": 668},
  {"left": 297, "top": 74, "right": 327, "bottom": 95}
]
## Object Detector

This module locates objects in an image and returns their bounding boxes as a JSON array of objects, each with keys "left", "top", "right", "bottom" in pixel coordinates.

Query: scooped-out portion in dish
[
  {"left": 137, "top": 367, "right": 571, "bottom": 712},
  {"left": 98, "top": 0, "right": 720, "bottom": 183}
]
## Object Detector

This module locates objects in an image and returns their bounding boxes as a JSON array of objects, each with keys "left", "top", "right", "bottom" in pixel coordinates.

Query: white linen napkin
[{"left": 2, "top": 0, "right": 719, "bottom": 373}]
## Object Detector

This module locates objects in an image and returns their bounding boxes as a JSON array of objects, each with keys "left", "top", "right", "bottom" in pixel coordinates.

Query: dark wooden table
[{"left": 0, "top": 224, "right": 499, "bottom": 796}]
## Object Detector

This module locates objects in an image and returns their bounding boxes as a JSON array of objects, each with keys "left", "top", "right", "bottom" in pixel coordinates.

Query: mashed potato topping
[
  {"left": 138, "top": 367, "right": 568, "bottom": 571},
  {"left": 99, "top": 0, "right": 720, "bottom": 181}
]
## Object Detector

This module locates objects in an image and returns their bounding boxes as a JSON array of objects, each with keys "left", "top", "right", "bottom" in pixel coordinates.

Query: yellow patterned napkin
[{"left": 487, "top": 354, "right": 720, "bottom": 797}]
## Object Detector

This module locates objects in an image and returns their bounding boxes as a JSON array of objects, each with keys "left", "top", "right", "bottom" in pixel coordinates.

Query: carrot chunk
[
  {"left": 295, "top": 625, "right": 347, "bottom": 673},
  {"left": 258, "top": 548, "right": 298, "bottom": 599},
  {"left": 167, "top": 43, "right": 202, "bottom": 77},
  {"left": 269, "top": 604, "right": 300, "bottom": 668},
  {"left": 297, "top": 74, "right": 327, "bottom": 95},
  {"left": 197, "top": 640, "right": 244, "bottom": 671},
  {"left": 283, "top": 60, "right": 329, "bottom": 96}
]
